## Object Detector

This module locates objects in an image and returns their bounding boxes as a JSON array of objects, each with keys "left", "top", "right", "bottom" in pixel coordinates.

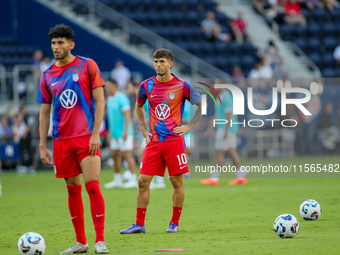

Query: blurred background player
[
  {"left": 37, "top": 24, "right": 108, "bottom": 254},
  {"left": 104, "top": 79, "right": 137, "bottom": 188},
  {"left": 120, "top": 48, "right": 202, "bottom": 234},
  {"left": 201, "top": 81, "right": 247, "bottom": 186}
]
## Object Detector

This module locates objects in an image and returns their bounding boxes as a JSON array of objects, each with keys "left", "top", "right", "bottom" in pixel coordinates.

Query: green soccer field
[{"left": 1, "top": 155, "right": 340, "bottom": 255}]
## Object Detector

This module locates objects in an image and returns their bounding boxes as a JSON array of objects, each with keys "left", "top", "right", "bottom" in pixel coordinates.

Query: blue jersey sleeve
[
  {"left": 137, "top": 81, "right": 147, "bottom": 105},
  {"left": 183, "top": 81, "right": 201, "bottom": 105}
]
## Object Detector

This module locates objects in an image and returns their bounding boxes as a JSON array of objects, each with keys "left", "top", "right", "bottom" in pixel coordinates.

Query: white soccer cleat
[
  {"left": 60, "top": 242, "right": 89, "bottom": 254},
  {"left": 104, "top": 179, "right": 123, "bottom": 188},
  {"left": 123, "top": 179, "right": 138, "bottom": 188},
  {"left": 95, "top": 241, "right": 109, "bottom": 254}
]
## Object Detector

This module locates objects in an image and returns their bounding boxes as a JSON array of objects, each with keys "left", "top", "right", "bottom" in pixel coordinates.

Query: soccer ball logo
[
  {"left": 17, "top": 232, "right": 46, "bottom": 255},
  {"left": 273, "top": 214, "right": 299, "bottom": 238},
  {"left": 299, "top": 199, "right": 321, "bottom": 220}
]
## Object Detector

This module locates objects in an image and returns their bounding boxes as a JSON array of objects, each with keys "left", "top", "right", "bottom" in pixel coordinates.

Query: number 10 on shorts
[{"left": 177, "top": 153, "right": 187, "bottom": 166}]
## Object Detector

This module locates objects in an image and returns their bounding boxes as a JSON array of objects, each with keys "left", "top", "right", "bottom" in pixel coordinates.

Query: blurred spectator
[
  {"left": 264, "top": 40, "right": 280, "bottom": 68},
  {"left": 110, "top": 60, "right": 131, "bottom": 90},
  {"left": 30, "top": 50, "right": 43, "bottom": 74},
  {"left": 323, "top": 0, "right": 339, "bottom": 10},
  {"left": 39, "top": 56, "right": 53, "bottom": 72},
  {"left": 201, "top": 11, "right": 230, "bottom": 42},
  {"left": 333, "top": 44, "right": 340, "bottom": 65},
  {"left": 127, "top": 80, "right": 139, "bottom": 118},
  {"left": 254, "top": 0, "right": 285, "bottom": 22},
  {"left": 259, "top": 56, "right": 274, "bottom": 79},
  {"left": 317, "top": 101, "right": 339, "bottom": 153},
  {"left": 230, "top": 12, "right": 248, "bottom": 43},
  {"left": 232, "top": 65, "right": 246, "bottom": 88},
  {"left": 304, "top": 0, "right": 324, "bottom": 12},
  {"left": 16, "top": 105, "right": 35, "bottom": 172},
  {"left": 284, "top": 0, "right": 307, "bottom": 26},
  {"left": 249, "top": 63, "right": 261, "bottom": 79},
  {"left": 0, "top": 116, "right": 13, "bottom": 140},
  {"left": 273, "top": 58, "right": 289, "bottom": 79}
]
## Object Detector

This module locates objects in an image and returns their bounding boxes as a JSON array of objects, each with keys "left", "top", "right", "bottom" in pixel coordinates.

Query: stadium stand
[
  {"left": 252, "top": 0, "right": 340, "bottom": 78},
  {"left": 0, "top": 36, "right": 35, "bottom": 72},
  {"left": 67, "top": 0, "right": 259, "bottom": 76}
]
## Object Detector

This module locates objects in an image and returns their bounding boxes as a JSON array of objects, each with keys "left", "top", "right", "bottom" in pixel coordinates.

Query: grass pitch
[{"left": 1, "top": 155, "right": 340, "bottom": 254}]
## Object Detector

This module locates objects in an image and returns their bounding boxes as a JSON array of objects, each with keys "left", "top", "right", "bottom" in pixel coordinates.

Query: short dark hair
[
  {"left": 48, "top": 24, "right": 75, "bottom": 41},
  {"left": 107, "top": 78, "right": 117, "bottom": 86},
  {"left": 153, "top": 48, "right": 174, "bottom": 61}
]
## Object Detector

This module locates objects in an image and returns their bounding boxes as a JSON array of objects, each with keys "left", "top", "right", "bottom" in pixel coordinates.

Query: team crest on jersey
[
  {"left": 60, "top": 89, "right": 78, "bottom": 109},
  {"left": 169, "top": 92, "right": 175, "bottom": 100},
  {"left": 72, "top": 73, "right": 79, "bottom": 82},
  {"left": 155, "top": 103, "right": 170, "bottom": 120}
]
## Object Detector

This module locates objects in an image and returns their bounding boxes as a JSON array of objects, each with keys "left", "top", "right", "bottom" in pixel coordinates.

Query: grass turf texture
[{"left": 0, "top": 155, "right": 339, "bottom": 254}]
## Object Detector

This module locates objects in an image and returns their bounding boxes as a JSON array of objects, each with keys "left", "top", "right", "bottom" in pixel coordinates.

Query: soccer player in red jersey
[
  {"left": 37, "top": 24, "right": 109, "bottom": 254},
  {"left": 120, "top": 48, "right": 202, "bottom": 234}
]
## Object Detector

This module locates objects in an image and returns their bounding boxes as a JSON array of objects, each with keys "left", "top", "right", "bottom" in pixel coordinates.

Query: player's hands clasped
[
  {"left": 89, "top": 134, "right": 100, "bottom": 156},
  {"left": 173, "top": 125, "right": 191, "bottom": 136},
  {"left": 142, "top": 129, "right": 152, "bottom": 144},
  {"left": 40, "top": 146, "right": 53, "bottom": 166}
]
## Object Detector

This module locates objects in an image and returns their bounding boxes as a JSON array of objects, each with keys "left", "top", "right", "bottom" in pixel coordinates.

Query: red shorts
[
  {"left": 140, "top": 138, "right": 189, "bottom": 177},
  {"left": 53, "top": 135, "right": 101, "bottom": 178}
]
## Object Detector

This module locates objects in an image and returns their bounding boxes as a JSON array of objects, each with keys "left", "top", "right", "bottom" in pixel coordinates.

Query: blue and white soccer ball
[
  {"left": 299, "top": 199, "right": 321, "bottom": 220},
  {"left": 17, "top": 232, "right": 46, "bottom": 255},
  {"left": 273, "top": 214, "right": 299, "bottom": 238}
]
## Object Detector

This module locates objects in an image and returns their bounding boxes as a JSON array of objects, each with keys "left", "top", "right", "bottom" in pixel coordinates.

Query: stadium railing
[{"left": 61, "top": 0, "right": 230, "bottom": 78}]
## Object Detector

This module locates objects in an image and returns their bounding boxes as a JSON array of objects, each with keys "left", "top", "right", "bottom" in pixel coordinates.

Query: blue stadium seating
[
  {"left": 277, "top": 5, "right": 340, "bottom": 77},
  {"left": 322, "top": 23, "right": 337, "bottom": 38},
  {"left": 322, "top": 67, "right": 336, "bottom": 78},
  {"left": 308, "top": 23, "right": 321, "bottom": 38},
  {"left": 307, "top": 37, "right": 321, "bottom": 54},
  {"left": 84, "top": 0, "right": 258, "bottom": 77},
  {"left": 280, "top": 24, "right": 294, "bottom": 41},
  {"left": 313, "top": 8, "right": 328, "bottom": 23},
  {"left": 323, "top": 37, "right": 337, "bottom": 53}
]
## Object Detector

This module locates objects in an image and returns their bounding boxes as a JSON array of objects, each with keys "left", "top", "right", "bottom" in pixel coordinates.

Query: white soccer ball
[
  {"left": 123, "top": 170, "right": 132, "bottom": 182},
  {"left": 299, "top": 199, "right": 321, "bottom": 220},
  {"left": 273, "top": 214, "right": 299, "bottom": 238},
  {"left": 17, "top": 232, "right": 46, "bottom": 255}
]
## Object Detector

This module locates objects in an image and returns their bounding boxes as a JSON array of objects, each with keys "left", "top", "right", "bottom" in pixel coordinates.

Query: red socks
[
  {"left": 136, "top": 208, "right": 147, "bottom": 226},
  {"left": 85, "top": 181, "right": 105, "bottom": 243},
  {"left": 171, "top": 206, "right": 182, "bottom": 225},
  {"left": 67, "top": 185, "right": 86, "bottom": 245},
  {"left": 135, "top": 207, "right": 182, "bottom": 226}
]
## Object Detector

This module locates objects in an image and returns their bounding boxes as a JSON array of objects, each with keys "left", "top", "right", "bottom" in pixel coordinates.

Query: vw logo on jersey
[
  {"left": 60, "top": 89, "right": 78, "bottom": 109},
  {"left": 169, "top": 92, "right": 175, "bottom": 100},
  {"left": 155, "top": 103, "right": 170, "bottom": 120},
  {"left": 72, "top": 73, "right": 79, "bottom": 82}
]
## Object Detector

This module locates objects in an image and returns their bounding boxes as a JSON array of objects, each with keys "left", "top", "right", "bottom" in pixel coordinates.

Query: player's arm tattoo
[{"left": 188, "top": 99, "right": 203, "bottom": 131}]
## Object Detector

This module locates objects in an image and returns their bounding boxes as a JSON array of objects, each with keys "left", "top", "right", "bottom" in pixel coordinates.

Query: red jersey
[
  {"left": 137, "top": 74, "right": 201, "bottom": 142},
  {"left": 37, "top": 56, "right": 105, "bottom": 140}
]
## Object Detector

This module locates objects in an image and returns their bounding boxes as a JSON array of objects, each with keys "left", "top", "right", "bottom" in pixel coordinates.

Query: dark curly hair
[
  {"left": 48, "top": 24, "right": 75, "bottom": 41},
  {"left": 152, "top": 48, "right": 174, "bottom": 61}
]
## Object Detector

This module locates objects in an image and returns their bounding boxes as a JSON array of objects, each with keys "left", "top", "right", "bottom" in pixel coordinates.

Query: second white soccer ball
[
  {"left": 299, "top": 199, "right": 321, "bottom": 220},
  {"left": 273, "top": 214, "right": 299, "bottom": 238},
  {"left": 17, "top": 232, "right": 46, "bottom": 255}
]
